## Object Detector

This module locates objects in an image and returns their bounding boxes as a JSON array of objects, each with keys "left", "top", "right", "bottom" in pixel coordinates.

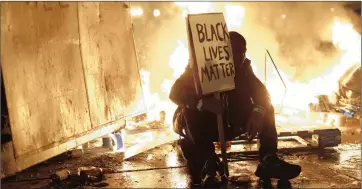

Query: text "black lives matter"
[{"left": 196, "top": 22, "right": 235, "bottom": 83}]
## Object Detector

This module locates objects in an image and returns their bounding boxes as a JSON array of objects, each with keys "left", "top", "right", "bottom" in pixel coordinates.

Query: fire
[
  {"left": 169, "top": 40, "right": 190, "bottom": 78},
  {"left": 224, "top": 4, "right": 245, "bottom": 30},
  {"left": 137, "top": 2, "right": 360, "bottom": 127},
  {"left": 265, "top": 18, "right": 361, "bottom": 114},
  {"left": 139, "top": 68, "right": 162, "bottom": 121},
  {"left": 139, "top": 41, "right": 189, "bottom": 125},
  {"left": 161, "top": 41, "right": 190, "bottom": 124}
]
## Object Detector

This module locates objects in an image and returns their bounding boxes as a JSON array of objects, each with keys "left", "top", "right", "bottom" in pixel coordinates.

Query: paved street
[{"left": 1, "top": 121, "right": 360, "bottom": 189}]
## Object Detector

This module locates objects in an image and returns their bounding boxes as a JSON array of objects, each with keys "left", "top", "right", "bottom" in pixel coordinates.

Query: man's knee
[
  {"left": 265, "top": 104, "right": 274, "bottom": 115},
  {"left": 264, "top": 105, "right": 275, "bottom": 122}
]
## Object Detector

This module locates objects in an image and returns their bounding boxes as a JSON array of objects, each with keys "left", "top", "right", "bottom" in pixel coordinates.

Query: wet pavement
[{"left": 1, "top": 121, "right": 361, "bottom": 189}]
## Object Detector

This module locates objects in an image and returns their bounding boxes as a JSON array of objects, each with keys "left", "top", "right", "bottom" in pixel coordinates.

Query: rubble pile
[
  {"left": 309, "top": 93, "right": 360, "bottom": 124},
  {"left": 337, "top": 97, "right": 360, "bottom": 119}
]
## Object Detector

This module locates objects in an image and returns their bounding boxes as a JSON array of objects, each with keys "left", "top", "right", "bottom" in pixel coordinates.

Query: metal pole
[
  {"left": 214, "top": 93, "right": 229, "bottom": 176},
  {"left": 264, "top": 51, "right": 267, "bottom": 85}
]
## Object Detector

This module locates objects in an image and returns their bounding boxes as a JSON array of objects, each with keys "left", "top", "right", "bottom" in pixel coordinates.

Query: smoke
[
  {"left": 130, "top": 2, "right": 360, "bottom": 95},
  {"left": 217, "top": 2, "right": 361, "bottom": 82}
]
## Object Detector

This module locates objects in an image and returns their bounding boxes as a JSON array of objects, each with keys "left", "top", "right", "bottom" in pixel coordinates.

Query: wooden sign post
[{"left": 186, "top": 13, "right": 236, "bottom": 177}]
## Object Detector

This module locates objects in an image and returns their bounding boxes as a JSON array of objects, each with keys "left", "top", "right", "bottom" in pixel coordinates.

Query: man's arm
[
  {"left": 244, "top": 61, "right": 272, "bottom": 115},
  {"left": 169, "top": 65, "right": 201, "bottom": 110}
]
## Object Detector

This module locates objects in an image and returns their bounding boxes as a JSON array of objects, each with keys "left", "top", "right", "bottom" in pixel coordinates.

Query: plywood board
[
  {"left": 78, "top": 2, "right": 145, "bottom": 127},
  {"left": 187, "top": 13, "right": 235, "bottom": 95},
  {"left": 1, "top": 2, "right": 92, "bottom": 158}
]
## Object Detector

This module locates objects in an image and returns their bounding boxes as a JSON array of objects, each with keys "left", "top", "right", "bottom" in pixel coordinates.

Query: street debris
[
  {"left": 78, "top": 166, "right": 104, "bottom": 182},
  {"left": 50, "top": 169, "right": 70, "bottom": 183},
  {"left": 309, "top": 94, "right": 360, "bottom": 126},
  {"left": 102, "top": 137, "right": 113, "bottom": 149},
  {"left": 67, "top": 149, "right": 84, "bottom": 159},
  {"left": 127, "top": 111, "right": 169, "bottom": 130},
  {"left": 48, "top": 166, "right": 107, "bottom": 188}
]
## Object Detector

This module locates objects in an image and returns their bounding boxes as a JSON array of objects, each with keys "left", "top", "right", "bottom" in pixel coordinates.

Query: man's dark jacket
[{"left": 169, "top": 60, "right": 272, "bottom": 141}]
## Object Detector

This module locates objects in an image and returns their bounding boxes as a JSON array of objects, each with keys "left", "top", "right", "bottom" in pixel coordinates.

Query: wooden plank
[
  {"left": 77, "top": 2, "right": 146, "bottom": 127},
  {"left": 15, "top": 119, "right": 123, "bottom": 172},
  {"left": 292, "top": 136, "right": 311, "bottom": 146},
  {"left": 123, "top": 129, "right": 179, "bottom": 160},
  {"left": 1, "top": 2, "right": 92, "bottom": 158}
]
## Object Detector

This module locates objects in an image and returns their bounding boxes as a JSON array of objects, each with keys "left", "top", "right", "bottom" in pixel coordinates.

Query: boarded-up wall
[
  {"left": 1, "top": 2, "right": 92, "bottom": 158},
  {"left": 78, "top": 2, "right": 144, "bottom": 128},
  {"left": 1, "top": 1, "right": 145, "bottom": 168}
]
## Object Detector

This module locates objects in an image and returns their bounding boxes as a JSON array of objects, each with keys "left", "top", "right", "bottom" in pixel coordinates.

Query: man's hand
[
  {"left": 246, "top": 111, "right": 264, "bottom": 140},
  {"left": 201, "top": 97, "right": 225, "bottom": 114}
]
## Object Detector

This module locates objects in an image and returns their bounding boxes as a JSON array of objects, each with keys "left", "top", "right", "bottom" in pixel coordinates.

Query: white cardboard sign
[{"left": 187, "top": 13, "right": 235, "bottom": 95}]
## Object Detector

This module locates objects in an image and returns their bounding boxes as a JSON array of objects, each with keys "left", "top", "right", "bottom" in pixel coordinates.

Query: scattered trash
[
  {"left": 78, "top": 166, "right": 104, "bottom": 182},
  {"left": 68, "top": 149, "right": 84, "bottom": 158},
  {"left": 51, "top": 169, "right": 70, "bottom": 183},
  {"left": 109, "top": 133, "right": 124, "bottom": 151},
  {"left": 102, "top": 137, "right": 113, "bottom": 149}
]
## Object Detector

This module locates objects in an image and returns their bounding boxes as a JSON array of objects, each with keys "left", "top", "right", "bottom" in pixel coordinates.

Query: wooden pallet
[{"left": 231, "top": 113, "right": 342, "bottom": 150}]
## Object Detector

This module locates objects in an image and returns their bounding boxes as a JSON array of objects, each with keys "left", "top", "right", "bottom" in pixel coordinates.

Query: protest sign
[
  {"left": 186, "top": 12, "right": 235, "bottom": 176},
  {"left": 186, "top": 13, "right": 235, "bottom": 95}
]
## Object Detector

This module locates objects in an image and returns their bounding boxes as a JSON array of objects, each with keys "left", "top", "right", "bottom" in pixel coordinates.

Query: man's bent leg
[
  {"left": 255, "top": 106, "right": 301, "bottom": 180},
  {"left": 179, "top": 138, "right": 219, "bottom": 186},
  {"left": 258, "top": 106, "right": 278, "bottom": 160},
  {"left": 175, "top": 110, "right": 221, "bottom": 186}
]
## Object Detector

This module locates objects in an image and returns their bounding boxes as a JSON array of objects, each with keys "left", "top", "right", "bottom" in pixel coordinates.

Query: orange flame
[{"left": 138, "top": 3, "right": 360, "bottom": 127}]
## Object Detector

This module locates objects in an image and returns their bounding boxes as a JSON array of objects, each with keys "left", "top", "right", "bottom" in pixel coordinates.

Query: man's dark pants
[{"left": 174, "top": 106, "right": 278, "bottom": 182}]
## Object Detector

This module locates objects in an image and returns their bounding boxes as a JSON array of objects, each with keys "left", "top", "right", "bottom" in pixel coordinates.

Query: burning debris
[
  {"left": 129, "top": 2, "right": 360, "bottom": 129},
  {"left": 127, "top": 111, "right": 168, "bottom": 130}
]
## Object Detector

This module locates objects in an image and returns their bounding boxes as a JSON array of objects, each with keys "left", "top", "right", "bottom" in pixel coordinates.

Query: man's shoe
[
  {"left": 201, "top": 160, "right": 221, "bottom": 188},
  {"left": 202, "top": 174, "right": 221, "bottom": 188},
  {"left": 258, "top": 178, "right": 273, "bottom": 189},
  {"left": 255, "top": 155, "right": 301, "bottom": 180}
]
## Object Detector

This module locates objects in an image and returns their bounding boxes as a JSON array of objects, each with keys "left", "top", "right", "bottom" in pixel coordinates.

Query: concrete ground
[{"left": 1, "top": 120, "right": 361, "bottom": 189}]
